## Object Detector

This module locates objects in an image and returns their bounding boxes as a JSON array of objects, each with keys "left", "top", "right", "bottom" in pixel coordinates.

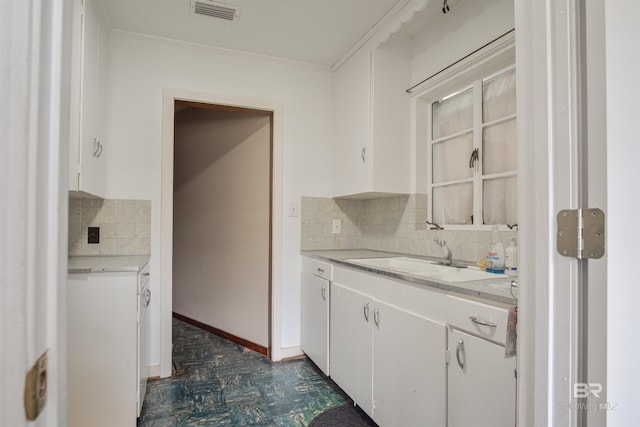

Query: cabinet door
[
  {"left": 333, "top": 48, "right": 371, "bottom": 197},
  {"left": 372, "top": 301, "right": 446, "bottom": 427},
  {"left": 68, "top": 272, "right": 138, "bottom": 427},
  {"left": 76, "top": 0, "right": 106, "bottom": 197},
  {"left": 330, "top": 283, "right": 373, "bottom": 416},
  {"left": 300, "top": 272, "right": 330, "bottom": 375},
  {"left": 369, "top": 39, "right": 411, "bottom": 194},
  {"left": 448, "top": 328, "right": 516, "bottom": 427}
]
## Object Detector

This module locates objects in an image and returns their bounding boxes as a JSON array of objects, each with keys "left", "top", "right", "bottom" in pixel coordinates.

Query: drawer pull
[
  {"left": 142, "top": 272, "right": 150, "bottom": 276},
  {"left": 317, "top": 268, "right": 325, "bottom": 274},
  {"left": 373, "top": 306, "right": 380, "bottom": 327},
  {"left": 469, "top": 316, "right": 497, "bottom": 328},
  {"left": 363, "top": 302, "right": 370, "bottom": 322}
]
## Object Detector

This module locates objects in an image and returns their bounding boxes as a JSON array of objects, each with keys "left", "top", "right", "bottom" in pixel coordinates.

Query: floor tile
[{"left": 138, "top": 318, "right": 348, "bottom": 426}]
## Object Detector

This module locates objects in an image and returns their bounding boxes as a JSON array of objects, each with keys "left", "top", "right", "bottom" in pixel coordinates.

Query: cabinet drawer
[
  {"left": 446, "top": 295, "right": 512, "bottom": 345},
  {"left": 302, "top": 257, "right": 333, "bottom": 281}
]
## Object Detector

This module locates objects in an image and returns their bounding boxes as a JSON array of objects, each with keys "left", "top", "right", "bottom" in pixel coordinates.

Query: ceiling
[{"left": 100, "top": 0, "right": 408, "bottom": 66}]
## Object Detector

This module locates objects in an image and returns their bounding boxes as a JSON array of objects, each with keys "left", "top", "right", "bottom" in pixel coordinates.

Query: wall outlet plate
[
  {"left": 332, "top": 219, "right": 342, "bottom": 234},
  {"left": 88, "top": 226, "right": 100, "bottom": 244}
]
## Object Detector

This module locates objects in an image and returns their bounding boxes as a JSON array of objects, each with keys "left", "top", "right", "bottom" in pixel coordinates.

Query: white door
[
  {"left": 330, "top": 283, "right": 373, "bottom": 415},
  {"left": 372, "top": 301, "right": 446, "bottom": 427},
  {"left": 300, "top": 272, "right": 330, "bottom": 375},
  {"left": 448, "top": 328, "right": 516, "bottom": 427}
]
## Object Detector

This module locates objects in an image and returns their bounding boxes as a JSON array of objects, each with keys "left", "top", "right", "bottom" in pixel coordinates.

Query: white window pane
[
  {"left": 483, "top": 68, "right": 516, "bottom": 123},
  {"left": 433, "top": 183, "right": 473, "bottom": 225},
  {"left": 432, "top": 87, "right": 473, "bottom": 139},
  {"left": 432, "top": 133, "right": 473, "bottom": 183},
  {"left": 482, "top": 119, "right": 517, "bottom": 175},
  {"left": 483, "top": 176, "right": 517, "bottom": 225}
]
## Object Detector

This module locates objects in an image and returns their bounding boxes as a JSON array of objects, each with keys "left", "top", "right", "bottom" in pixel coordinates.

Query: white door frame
[
  {"left": 516, "top": 0, "right": 586, "bottom": 425},
  {"left": 518, "top": 0, "right": 640, "bottom": 425},
  {"left": 160, "top": 88, "right": 284, "bottom": 377}
]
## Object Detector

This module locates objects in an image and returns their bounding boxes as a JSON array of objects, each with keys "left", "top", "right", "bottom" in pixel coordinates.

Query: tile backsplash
[
  {"left": 69, "top": 198, "right": 151, "bottom": 256},
  {"left": 301, "top": 195, "right": 516, "bottom": 263}
]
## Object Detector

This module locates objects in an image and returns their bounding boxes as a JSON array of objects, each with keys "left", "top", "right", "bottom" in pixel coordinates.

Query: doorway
[
  {"left": 172, "top": 101, "right": 272, "bottom": 355},
  {"left": 160, "top": 89, "right": 284, "bottom": 377}
]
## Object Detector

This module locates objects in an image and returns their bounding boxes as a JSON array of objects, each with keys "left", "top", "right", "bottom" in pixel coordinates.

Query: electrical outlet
[
  {"left": 24, "top": 350, "right": 47, "bottom": 420},
  {"left": 88, "top": 226, "right": 100, "bottom": 244},
  {"left": 332, "top": 219, "right": 342, "bottom": 234}
]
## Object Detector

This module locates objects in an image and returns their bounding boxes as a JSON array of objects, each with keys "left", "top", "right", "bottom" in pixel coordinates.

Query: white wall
[
  {"left": 173, "top": 107, "right": 270, "bottom": 347},
  {"left": 107, "top": 31, "right": 334, "bottom": 366},
  {"left": 410, "top": 0, "right": 515, "bottom": 86}
]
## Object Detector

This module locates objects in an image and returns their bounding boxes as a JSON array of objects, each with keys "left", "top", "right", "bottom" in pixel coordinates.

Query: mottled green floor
[{"left": 137, "top": 318, "right": 349, "bottom": 426}]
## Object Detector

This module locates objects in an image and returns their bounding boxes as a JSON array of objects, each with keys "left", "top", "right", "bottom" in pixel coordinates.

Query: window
[{"left": 427, "top": 67, "right": 517, "bottom": 228}]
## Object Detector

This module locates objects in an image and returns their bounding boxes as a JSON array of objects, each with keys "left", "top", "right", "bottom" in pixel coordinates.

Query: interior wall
[
  {"left": 106, "top": 31, "right": 334, "bottom": 366},
  {"left": 172, "top": 107, "right": 270, "bottom": 347},
  {"left": 410, "top": 0, "right": 515, "bottom": 86}
]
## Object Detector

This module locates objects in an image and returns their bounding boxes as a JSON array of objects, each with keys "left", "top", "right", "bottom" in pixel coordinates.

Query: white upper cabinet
[
  {"left": 333, "top": 36, "right": 411, "bottom": 198},
  {"left": 69, "top": 0, "right": 108, "bottom": 198}
]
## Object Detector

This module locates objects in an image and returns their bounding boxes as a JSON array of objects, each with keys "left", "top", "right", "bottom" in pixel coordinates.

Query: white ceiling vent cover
[{"left": 192, "top": 0, "right": 241, "bottom": 23}]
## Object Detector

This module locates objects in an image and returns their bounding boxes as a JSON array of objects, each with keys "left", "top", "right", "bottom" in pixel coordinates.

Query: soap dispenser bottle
[
  {"left": 505, "top": 237, "right": 518, "bottom": 276},
  {"left": 486, "top": 225, "right": 505, "bottom": 274}
]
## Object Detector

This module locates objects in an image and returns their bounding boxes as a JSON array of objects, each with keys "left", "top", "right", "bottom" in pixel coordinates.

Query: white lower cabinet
[
  {"left": 330, "top": 277, "right": 446, "bottom": 426},
  {"left": 304, "top": 259, "right": 517, "bottom": 426},
  {"left": 329, "top": 284, "right": 374, "bottom": 415},
  {"left": 446, "top": 295, "right": 516, "bottom": 427},
  {"left": 373, "top": 300, "right": 446, "bottom": 427},
  {"left": 447, "top": 328, "right": 516, "bottom": 427},
  {"left": 300, "top": 270, "right": 330, "bottom": 375},
  {"left": 68, "top": 261, "right": 150, "bottom": 427}
]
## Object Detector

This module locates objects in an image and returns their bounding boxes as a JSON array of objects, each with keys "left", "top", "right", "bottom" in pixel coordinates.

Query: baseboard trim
[
  {"left": 172, "top": 312, "right": 268, "bottom": 356},
  {"left": 148, "top": 364, "right": 161, "bottom": 379},
  {"left": 281, "top": 346, "right": 304, "bottom": 361}
]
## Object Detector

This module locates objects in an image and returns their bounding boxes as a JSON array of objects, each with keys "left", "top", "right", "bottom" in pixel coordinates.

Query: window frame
[{"left": 410, "top": 32, "right": 516, "bottom": 231}]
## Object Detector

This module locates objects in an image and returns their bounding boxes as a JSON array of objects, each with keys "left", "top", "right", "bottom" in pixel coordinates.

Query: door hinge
[{"left": 556, "top": 208, "right": 605, "bottom": 259}]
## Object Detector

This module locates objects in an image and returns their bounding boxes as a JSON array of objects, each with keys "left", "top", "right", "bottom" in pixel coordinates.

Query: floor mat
[{"left": 309, "top": 403, "right": 378, "bottom": 427}]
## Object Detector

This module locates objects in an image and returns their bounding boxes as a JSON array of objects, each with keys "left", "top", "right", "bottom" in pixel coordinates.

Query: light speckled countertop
[
  {"left": 68, "top": 256, "right": 150, "bottom": 273},
  {"left": 301, "top": 249, "right": 517, "bottom": 305}
]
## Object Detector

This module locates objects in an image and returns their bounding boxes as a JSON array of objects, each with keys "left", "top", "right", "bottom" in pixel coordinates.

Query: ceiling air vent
[{"left": 192, "top": 0, "right": 241, "bottom": 23}]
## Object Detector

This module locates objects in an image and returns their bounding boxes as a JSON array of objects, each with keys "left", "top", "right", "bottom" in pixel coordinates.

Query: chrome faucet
[{"left": 433, "top": 237, "right": 452, "bottom": 266}]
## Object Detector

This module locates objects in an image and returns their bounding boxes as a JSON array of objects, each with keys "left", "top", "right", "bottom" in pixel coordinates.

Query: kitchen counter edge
[
  {"left": 301, "top": 249, "right": 517, "bottom": 305},
  {"left": 68, "top": 255, "right": 150, "bottom": 274}
]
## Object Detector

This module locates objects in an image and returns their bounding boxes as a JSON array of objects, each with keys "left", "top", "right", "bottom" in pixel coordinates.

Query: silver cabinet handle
[
  {"left": 361, "top": 147, "right": 366, "bottom": 163},
  {"left": 317, "top": 267, "right": 324, "bottom": 274},
  {"left": 373, "top": 306, "right": 380, "bottom": 327},
  {"left": 93, "top": 138, "right": 100, "bottom": 156},
  {"left": 363, "top": 302, "right": 370, "bottom": 322},
  {"left": 142, "top": 272, "right": 150, "bottom": 276},
  {"left": 456, "top": 338, "right": 465, "bottom": 370},
  {"left": 143, "top": 288, "right": 151, "bottom": 308},
  {"left": 470, "top": 316, "right": 497, "bottom": 328},
  {"left": 96, "top": 140, "right": 103, "bottom": 158},
  {"left": 321, "top": 286, "right": 326, "bottom": 301}
]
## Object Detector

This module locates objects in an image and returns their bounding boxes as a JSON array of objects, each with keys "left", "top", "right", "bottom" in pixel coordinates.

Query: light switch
[
  {"left": 288, "top": 202, "right": 299, "bottom": 218},
  {"left": 332, "top": 219, "right": 342, "bottom": 234}
]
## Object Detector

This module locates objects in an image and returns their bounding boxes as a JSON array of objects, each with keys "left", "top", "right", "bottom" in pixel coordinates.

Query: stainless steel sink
[{"left": 346, "top": 256, "right": 507, "bottom": 283}]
